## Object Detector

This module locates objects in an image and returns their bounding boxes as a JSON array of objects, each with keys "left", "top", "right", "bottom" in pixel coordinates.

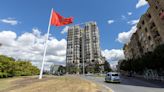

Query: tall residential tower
[{"left": 66, "top": 22, "right": 105, "bottom": 74}]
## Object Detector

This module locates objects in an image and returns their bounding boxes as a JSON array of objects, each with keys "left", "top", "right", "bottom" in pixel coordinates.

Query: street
[{"left": 82, "top": 75, "right": 164, "bottom": 92}]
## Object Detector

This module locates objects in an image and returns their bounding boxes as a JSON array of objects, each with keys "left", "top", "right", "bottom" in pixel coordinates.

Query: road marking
[{"left": 102, "top": 84, "right": 115, "bottom": 92}]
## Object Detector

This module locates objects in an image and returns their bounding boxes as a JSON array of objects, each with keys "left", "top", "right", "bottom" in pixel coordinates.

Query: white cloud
[
  {"left": 127, "top": 12, "right": 132, "bottom": 16},
  {"left": 32, "top": 28, "right": 41, "bottom": 37},
  {"left": 0, "top": 18, "right": 19, "bottom": 25},
  {"left": 117, "top": 18, "right": 139, "bottom": 44},
  {"left": 121, "top": 15, "right": 127, "bottom": 20},
  {"left": 107, "top": 20, "right": 114, "bottom": 24},
  {"left": 117, "top": 25, "right": 137, "bottom": 44},
  {"left": 102, "top": 49, "right": 125, "bottom": 67},
  {"left": 0, "top": 31, "right": 17, "bottom": 46},
  {"left": 18, "top": 32, "right": 35, "bottom": 46},
  {"left": 0, "top": 29, "right": 67, "bottom": 70},
  {"left": 127, "top": 19, "right": 139, "bottom": 25},
  {"left": 136, "top": 0, "right": 148, "bottom": 8},
  {"left": 61, "top": 26, "right": 69, "bottom": 34}
]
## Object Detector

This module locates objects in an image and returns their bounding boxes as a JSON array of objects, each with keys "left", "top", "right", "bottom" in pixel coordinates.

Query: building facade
[
  {"left": 123, "top": 43, "right": 133, "bottom": 60},
  {"left": 124, "top": 0, "right": 164, "bottom": 60},
  {"left": 66, "top": 22, "right": 105, "bottom": 74}
]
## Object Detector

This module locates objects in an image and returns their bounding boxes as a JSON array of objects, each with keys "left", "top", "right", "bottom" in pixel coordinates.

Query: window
[
  {"left": 112, "top": 74, "right": 119, "bottom": 76},
  {"left": 142, "top": 21, "right": 145, "bottom": 25},
  {"left": 155, "top": 31, "right": 160, "bottom": 37},
  {"left": 147, "top": 13, "right": 151, "bottom": 18},
  {"left": 150, "top": 22, "right": 156, "bottom": 29},
  {"left": 155, "top": 6, "right": 158, "bottom": 10},
  {"left": 139, "top": 26, "right": 141, "bottom": 29},
  {"left": 145, "top": 28, "right": 148, "bottom": 32},
  {"left": 148, "top": 36, "right": 151, "bottom": 40}
]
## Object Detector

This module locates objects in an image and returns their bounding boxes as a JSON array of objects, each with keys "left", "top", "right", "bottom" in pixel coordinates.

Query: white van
[{"left": 105, "top": 72, "right": 120, "bottom": 83}]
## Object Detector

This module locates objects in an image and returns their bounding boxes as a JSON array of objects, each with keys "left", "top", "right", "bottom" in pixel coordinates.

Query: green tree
[
  {"left": 120, "top": 44, "right": 164, "bottom": 75},
  {"left": 94, "top": 63, "right": 101, "bottom": 73},
  {"left": 0, "top": 55, "right": 39, "bottom": 78},
  {"left": 58, "top": 65, "right": 66, "bottom": 74},
  {"left": 103, "top": 60, "right": 112, "bottom": 73}
]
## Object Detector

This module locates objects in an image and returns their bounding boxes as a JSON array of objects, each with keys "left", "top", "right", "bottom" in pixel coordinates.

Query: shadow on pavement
[{"left": 116, "top": 76, "right": 164, "bottom": 88}]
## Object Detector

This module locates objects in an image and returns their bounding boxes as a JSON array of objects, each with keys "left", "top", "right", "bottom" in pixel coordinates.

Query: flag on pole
[
  {"left": 51, "top": 10, "right": 73, "bottom": 26},
  {"left": 39, "top": 8, "right": 73, "bottom": 79}
]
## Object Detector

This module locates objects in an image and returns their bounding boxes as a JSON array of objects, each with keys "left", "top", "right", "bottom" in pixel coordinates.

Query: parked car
[{"left": 105, "top": 72, "right": 120, "bottom": 83}]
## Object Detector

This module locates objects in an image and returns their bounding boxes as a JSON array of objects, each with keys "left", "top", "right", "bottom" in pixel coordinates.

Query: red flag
[{"left": 51, "top": 10, "right": 73, "bottom": 26}]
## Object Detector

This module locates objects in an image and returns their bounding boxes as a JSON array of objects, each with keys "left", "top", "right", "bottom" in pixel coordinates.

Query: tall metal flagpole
[{"left": 39, "top": 8, "right": 53, "bottom": 79}]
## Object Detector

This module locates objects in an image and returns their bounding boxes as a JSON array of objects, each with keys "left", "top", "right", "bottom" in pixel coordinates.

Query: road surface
[{"left": 82, "top": 75, "right": 164, "bottom": 92}]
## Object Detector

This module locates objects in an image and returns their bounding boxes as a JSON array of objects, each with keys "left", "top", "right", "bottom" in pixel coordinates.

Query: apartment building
[
  {"left": 66, "top": 22, "right": 105, "bottom": 74},
  {"left": 124, "top": 0, "right": 164, "bottom": 60},
  {"left": 123, "top": 44, "right": 133, "bottom": 60}
]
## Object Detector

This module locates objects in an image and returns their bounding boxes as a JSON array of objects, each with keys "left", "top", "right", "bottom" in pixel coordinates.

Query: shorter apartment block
[{"left": 124, "top": 0, "right": 164, "bottom": 60}]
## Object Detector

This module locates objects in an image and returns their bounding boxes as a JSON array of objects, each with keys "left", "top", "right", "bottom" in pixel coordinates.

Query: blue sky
[{"left": 0, "top": 0, "right": 149, "bottom": 68}]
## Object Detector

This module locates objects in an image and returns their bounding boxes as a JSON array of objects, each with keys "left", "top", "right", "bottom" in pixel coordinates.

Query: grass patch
[
  {"left": 0, "top": 77, "right": 21, "bottom": 91},
  {"left": 0, "top": 78, "right": 11, "bottom": 91},
  {"left": 0, "top": 76, "right": 111, "bottom": 92}
]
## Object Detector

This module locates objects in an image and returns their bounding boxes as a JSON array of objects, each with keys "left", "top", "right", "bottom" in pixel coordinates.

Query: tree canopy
[
  {"left": 0, "top": 55, "right": 39, "bottom": 78},
  {"left": 119, "top": 44, "right": 164, "bottom": 74}
]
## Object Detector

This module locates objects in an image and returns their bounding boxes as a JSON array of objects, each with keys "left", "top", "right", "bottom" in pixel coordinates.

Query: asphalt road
[{"left": 82, "top": 75, "right": 164, "bottom": 92}]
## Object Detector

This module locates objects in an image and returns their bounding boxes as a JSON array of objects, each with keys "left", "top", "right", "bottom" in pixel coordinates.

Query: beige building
[
  {"left": 124, "top": 0, "right": 164, "bottom": 60},
  {"left": 66, "top": 22, "right": 105, "bottom": 74},
  {"left": 130, "top": 32, "right": 143, "bottom": 59},
  {"left": 123, "top": 43, "right": 133, "bottom": 60},
  {"left": 146, "top": 0, "right": 164, "bottom": 43},
  {"left": 66, "top": 25, "right": 82, "bottom": 74},
  {"left": 123, "top": 33, "right": 142, "bottom": 60}
]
